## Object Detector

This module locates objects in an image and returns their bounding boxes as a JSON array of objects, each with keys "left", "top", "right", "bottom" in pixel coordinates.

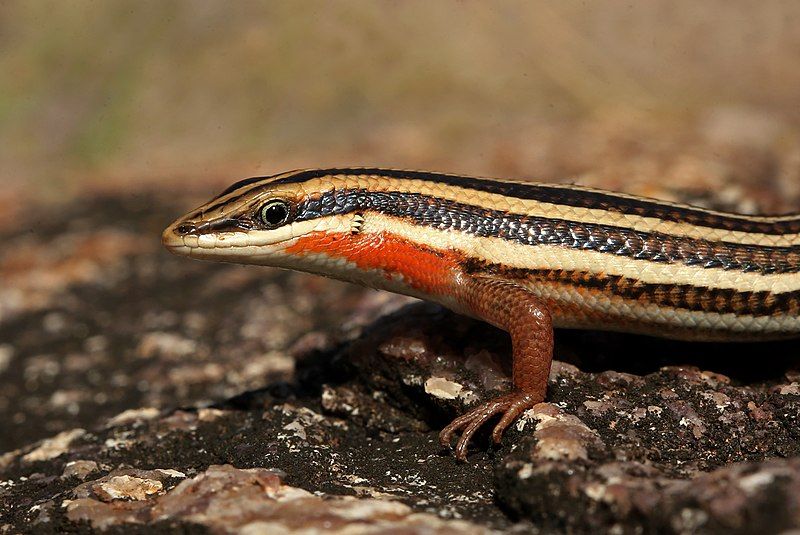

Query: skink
[{"left": 163, "top": 168, "right": 800, "bottom": 460}]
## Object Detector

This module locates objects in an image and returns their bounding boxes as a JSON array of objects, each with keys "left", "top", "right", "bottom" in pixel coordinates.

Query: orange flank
[{"left": 285, "top": 230, "right": 462, "bottom": 296}]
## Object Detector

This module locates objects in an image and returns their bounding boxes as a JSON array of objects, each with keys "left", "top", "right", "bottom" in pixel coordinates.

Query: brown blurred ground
[{"left": 1, "top": 1, "right": 800, "bottom": 204}]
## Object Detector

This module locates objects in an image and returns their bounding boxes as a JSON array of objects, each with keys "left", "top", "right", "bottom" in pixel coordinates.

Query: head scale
[{"left": 162, "top": 169, "right": 366, "bottom": 269}]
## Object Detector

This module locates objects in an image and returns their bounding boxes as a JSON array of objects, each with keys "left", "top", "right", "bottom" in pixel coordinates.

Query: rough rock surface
[{"left": 2, "top": 129, "right": 800, "bottom": 533}]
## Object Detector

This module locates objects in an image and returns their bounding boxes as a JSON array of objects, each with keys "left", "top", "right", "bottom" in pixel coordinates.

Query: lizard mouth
[
  {"left": 162, "top": 213, "right": 364, "bottom": 257},
  {"left": 162, "top": 221, "right": 191, "bottom": 252},
  {"left": 161, "top": 217, "right": 298, "bottom": 255}
]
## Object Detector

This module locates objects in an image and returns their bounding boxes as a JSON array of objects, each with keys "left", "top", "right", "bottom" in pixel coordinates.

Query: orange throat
[{"left": 284, "top": 230, "right": 462, "bottom": 297}]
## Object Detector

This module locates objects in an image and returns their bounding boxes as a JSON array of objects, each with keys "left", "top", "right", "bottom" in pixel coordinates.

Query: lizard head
[
  {"left": 164, "top": 167, "right": 474, "bottom": 299},
  {"left": 162, "top": 169, "right": 369, "bottom": 272}
]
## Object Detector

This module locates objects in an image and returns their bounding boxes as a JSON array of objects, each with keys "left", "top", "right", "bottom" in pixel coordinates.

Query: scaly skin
[{"left": 163, "top": 168, "right": 800, "bottom": 460}]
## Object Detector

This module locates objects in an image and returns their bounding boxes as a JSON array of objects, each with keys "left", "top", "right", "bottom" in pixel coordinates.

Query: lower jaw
[
  {"left": 167, "top": 245, "right": 283, "bottom": 264},
  {"left": 163, "top": 244, "right": 192, "bottom": 257}
]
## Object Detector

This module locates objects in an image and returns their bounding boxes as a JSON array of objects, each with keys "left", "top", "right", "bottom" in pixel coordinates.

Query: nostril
[{"left": 175, "top": 224, "right": 196, "bottom": 235}]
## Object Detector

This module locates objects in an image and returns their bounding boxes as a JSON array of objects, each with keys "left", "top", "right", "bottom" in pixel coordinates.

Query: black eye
[{"left": 258, "top": 200, "right": 291, "bottom": 228}]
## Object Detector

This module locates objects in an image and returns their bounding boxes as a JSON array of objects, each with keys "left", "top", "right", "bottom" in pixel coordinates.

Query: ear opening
[{"left": 351, "top": 212, "right": 365, "bottom": 235}]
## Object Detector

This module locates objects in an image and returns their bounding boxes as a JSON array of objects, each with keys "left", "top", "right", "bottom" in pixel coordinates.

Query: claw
[{"left": 439, "top": 391, "right": 539, "bottom": 460}]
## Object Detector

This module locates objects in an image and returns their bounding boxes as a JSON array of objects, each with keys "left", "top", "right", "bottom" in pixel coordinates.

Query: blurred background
[
  {"left": 2, "top": 0, "right": 799, "bottom": 206},
  {"left": 2, "top": 0, "right": 800, "bottom": 453}
]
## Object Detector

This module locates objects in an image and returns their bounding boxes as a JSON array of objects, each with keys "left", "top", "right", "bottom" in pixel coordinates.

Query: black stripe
[
  {"left": 269, "top": 168, "right": 800, "bottom": 235},
  {"left": 295, "top": 189, "right": 800, "bottom": 275},
  {"left": 197, "top": 171, "right": 294, "bottom": 216},
  {"left": 209, "top": 170, "right": 294, "bottom": 202},
  {"left": 214, "top": 177, "right": 266, "bottom": 200}
]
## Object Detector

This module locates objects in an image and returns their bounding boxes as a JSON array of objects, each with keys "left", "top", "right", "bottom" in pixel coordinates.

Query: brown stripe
[{"left": 464, "top": 260, "right": 800, "bottom": 317}]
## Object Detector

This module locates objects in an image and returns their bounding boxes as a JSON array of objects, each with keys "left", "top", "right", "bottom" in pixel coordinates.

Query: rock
[
  {"left": 424, "top": 377, "right": 464, "bottom": 400},
  {"left": 106, "top": 407, "right": 161, "bottom": 427},
  {"left": 64, "top": 498, "right": 151, "bottom": 530},
  {"left": 62, "top": 464, "right": 495, "bottom": 533},
  {"left": 61, "top": 460, "right": 99, "bottom": 480},
  {"left": 496, "top": 456, "right": 800, "bottom": 533},
  {"left": 21, "top": 429, "right": 85, "bottom": 463},
  {"left": 521, "top": 404, "right": 605, "bottom": 462},
  {"left": 2, "top": 157, "right": 800, "bottom": 532},
  {"left": 92, "top": 475, "right": 163, "bottom": 501}
]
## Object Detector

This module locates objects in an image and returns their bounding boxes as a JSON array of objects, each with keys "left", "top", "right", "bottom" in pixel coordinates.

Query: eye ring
[{"left": 258, "top": 199, "right": 292, "bottom": 229}]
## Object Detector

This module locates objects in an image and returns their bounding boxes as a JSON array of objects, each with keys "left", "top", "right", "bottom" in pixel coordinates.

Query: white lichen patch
[
  {"left": 22, "top": 428, "right": 85, "bottom": 463},
  {"left": 401, "top": 374, "right": 424, "bottom": 387},
  {"left": 282, "top": 420, "right": 308, "bottom": 441},
  {"left": 62, "top": 460, "right": 99, "bottom": 480},
  {"left": 523, "top": 404, "right": 604, "bottom": 462},
  {"left": 737, "top": 471, "right": 775, "bottom": 495},
  {"left": 103, "top": 437, "right": 134, "bottom": 450},
  {"left": 584, "top": 482, "right": 611, "bottom": 503},
  {"left": 93, "top": 475, "right": 163, "bottom": 501},
  {"left": 424, "top": 377, "right": 463, "bottom": 400},
  {"left": 197, "top": 408, "right": 226, "bottom": 422},
  {"left": 106, "top": 407, "right": 161, "bottom": 427},
  {"left": 516, "top": 463, "right": 534, "bottom": 480}
]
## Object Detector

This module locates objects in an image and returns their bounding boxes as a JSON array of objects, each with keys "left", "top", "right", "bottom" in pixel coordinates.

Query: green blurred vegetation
[{"left": 1, "top": 1, "right": 799, "bottom": 194}]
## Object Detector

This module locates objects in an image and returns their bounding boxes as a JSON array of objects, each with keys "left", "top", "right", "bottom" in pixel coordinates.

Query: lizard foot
[{"left": 439, "top": 391, "right": 539, "bottom": 461}]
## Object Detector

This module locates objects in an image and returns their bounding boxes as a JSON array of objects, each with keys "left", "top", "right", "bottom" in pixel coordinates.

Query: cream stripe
[
  {"left": 362, "top": 213, "right": 800, "bottom": 294},
  {"left": 174, "top": 214, "right": 358, "bottom": 250}
]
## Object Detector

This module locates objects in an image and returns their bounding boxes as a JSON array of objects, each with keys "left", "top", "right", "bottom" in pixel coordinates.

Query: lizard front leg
[{"left": 439, "top": 274, "right": 553, "bottom": 460}]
